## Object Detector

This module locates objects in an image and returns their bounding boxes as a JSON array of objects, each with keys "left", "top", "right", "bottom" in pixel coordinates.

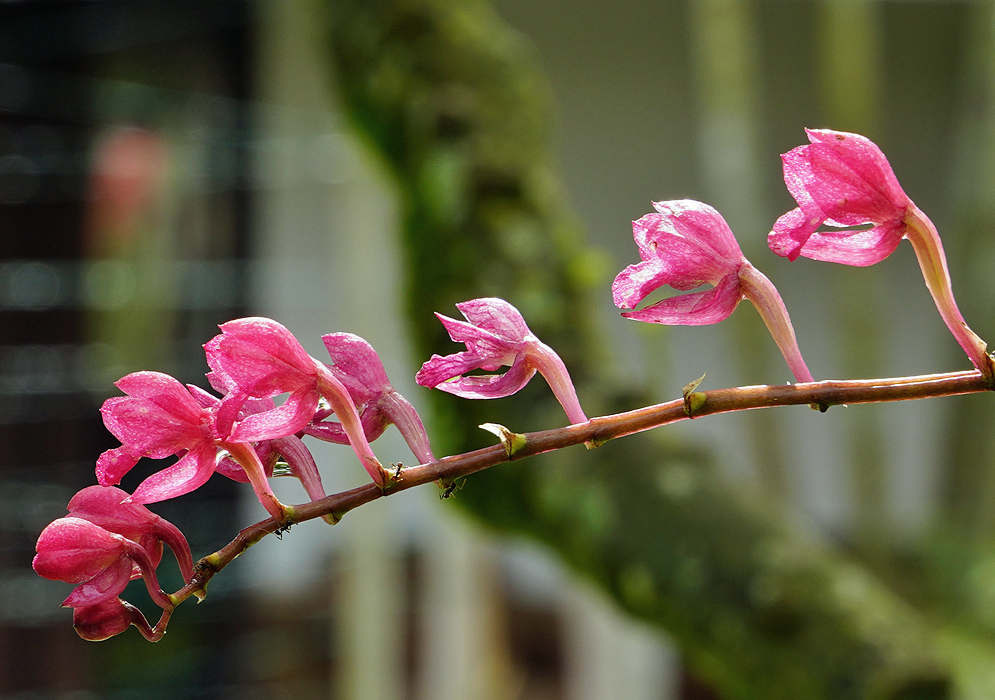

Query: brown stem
[{"left": 170, "top": 368, "right": 990, "bottom": 605}]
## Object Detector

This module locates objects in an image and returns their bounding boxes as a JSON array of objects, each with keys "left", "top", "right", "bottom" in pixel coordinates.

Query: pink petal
[
  {"left": 321, "top": 332, "right": 390, "bottom": 405},
  {"left": 99, "top": 395, "right": 204, "bottom": 458},
  {"left": 34, "top": 517, "right": 126, "bottom": 582},
  {"left": 73, "top": 597, "right": 152, "bottom": 642},
  {"left": 652, "top": 199, "right": 743, "bottom": 264},
  {"left": 805, "top": 129, "right": 909, "bottom": 208},
  {"left": 432, "top": 356, "right": 536, "bottom": 399},
  {"left": 631, "top": 214, "right": 719, "bottom": 283},
  {"left": 612, "top": 259, "right": 674, "bottom": 310},
  {"left": 227, "top": 387, "right": 320, "bottom": 442},
  {"left": 130, "top": 444, "right": 218, "bottom": 504},
  {"left": 796, "top": 222, "right": 906, "bottom": 267},
  {"left": 208, "top": 317, "right": 316, "bottom": 396},
  {"left": 62, "top": 556, "right": 133, "bottom": 608},
  {"left": 95, "top": 446, "right": 142, "bottom": 487},
  {"left": 768, "top": 207, "right": 824, "bottom": 261},
  {"left": 455, "top": 297, "right": 531, "bottom": 342},
  {"left": 113, "top": 371, "right": 202, "bottom": 420},
  {"left": 67, "top": 486, "right": 152, "bottom": 539},
  {"left": 620, "top": 274, "right": 744, "bottom": 326},
  {"left": 416, "top": 350, "right": 491, "bottom": 388}
]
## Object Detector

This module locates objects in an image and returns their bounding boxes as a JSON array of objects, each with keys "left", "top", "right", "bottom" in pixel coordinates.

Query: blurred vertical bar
[
  {"left": 251, "top": 1, "right": 405, "bottom": 698},
  {"left": 686, "top": 0, "right": 789, "bottom": 499},
  {"left": 944, "top": 1, "right": 995, "bottom": 548},
  {"left": 816, "top": 0, "right": 888, "bottom": 560}
]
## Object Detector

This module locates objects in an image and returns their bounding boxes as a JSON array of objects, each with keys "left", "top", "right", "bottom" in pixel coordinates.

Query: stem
[
  {"left": 315, "top": 365, "right": 386, "bottom": 485},
  {"left": 379, "top": 390, "right": 436, "bottom": 464},
  {"left": 526, "top": 340, "right": 589, "bottom": 425},
  {"left": 169, "top": 368, "right": 990, "bottom": 605},
  {"left": 223, "top": 440, "right": 291, "bottom": 522},
  {"left": 904, "top": 206, "right": 994, "bottom": 383},
  {"left": 738, "top": 262, "right": 815, "bottom": 384}
]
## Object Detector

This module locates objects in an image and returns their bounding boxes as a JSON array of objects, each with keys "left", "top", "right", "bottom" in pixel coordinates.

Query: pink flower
[
  {"left": 96, "top": 371, "right": 291, "bottom": 520},
  {"left": 33, "top": 516, "right": 172, "bottom": 611},
  {"left": 34, "top": 487, "right": 189, "bottom": 641},
  {"left": 416, "top": 298, "right": 588, "bottom": 426},
  {"left": 67, "top": 485, "right": 193, "bottom": 581},
  {"left": 73, "top": 597, "right": 159, "bottom": 642},
  {"left": 613, "top": 200, "right": 814, "bottom": 384},
  {"left": 768, "top": 129, "right": 910, "bottom": 265},
  {"left": 306, "top": 333, "right": 435, "bottom": 465},
  {"left": 206, "top": 317, "right": 386, "bottom": 486},
  {"left": 770, "top": 129, "right": 992, "bottom": 380},
  {"left": 186, "top": 383, "right": 328, "bottom": 505}
]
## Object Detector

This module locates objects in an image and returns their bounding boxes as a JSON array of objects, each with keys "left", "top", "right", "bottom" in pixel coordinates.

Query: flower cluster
[
  {"left": 35, "top": 127, "right": 993, "bottom": 644},
  {"left": 36, "top": 317, "right": 448, "bottom": 640},
  {"left": 33, "top": 486, "right": 191, "bottom": 641}
]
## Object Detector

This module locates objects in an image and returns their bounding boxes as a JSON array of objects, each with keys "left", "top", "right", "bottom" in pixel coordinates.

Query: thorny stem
[{"left": 169, "top": 368, "right": 991, "bottom": 608}]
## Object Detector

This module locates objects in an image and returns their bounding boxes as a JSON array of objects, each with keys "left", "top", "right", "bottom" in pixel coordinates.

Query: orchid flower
[
  {"left": 205, "top": 317, "right": 387, "bottom": 486},
  {"left": 34, "top": 486, "right": 192, "bottom": 640},
  {"left": 305, "top": 333, "right": 436, "bottom": 465},
  {"left": 67, "top": 485, "right": 193, "bottom": 580},
  {"left": 416, "top": 298, "right": 588, "bottom": 427},
  {"left": 96, "top": 371, "right": 292, "bottom": 520},
  {"left": 73, "top": 597, "right": 160, "bottom": 642},
  {"left": 769, "top": 128, "right": 992, "bottom": 381},
  {"left": 612, "top": 199, "right": 814, "bottom": 384},
  {"left": 34, "top": 516, "right": 174, "bottom": 611}
]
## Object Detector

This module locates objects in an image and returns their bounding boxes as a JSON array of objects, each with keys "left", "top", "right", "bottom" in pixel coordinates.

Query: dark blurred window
[{"left": 0, "top": 3, "right": 258, "bottom": 696}]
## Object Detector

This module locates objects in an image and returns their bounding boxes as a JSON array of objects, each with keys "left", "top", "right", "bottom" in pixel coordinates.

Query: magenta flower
[
  {"left": 613, "top": 200, "right": 814, "bottom": 384},
  {"left": 33, "top": 516, "right": 173, "bottom": 611},
  {"left": 96, "top": 371, "right": 291, "bottom": 520},
  {"left": 305, "top": 333, "right": 435, "bottom": 465},
  {"left": 73, "top": 597, "right": 159, "bottom": 642},
  {"left": 768, "top": 129, "right": 911, "bottom": 265},
  {"left": 205, "top": 317, "right": 386, "bottom": 486},
  {"left": 33, "top": 486, "right": 192, "bottom": 610},
  {"left": 416, "top": 298, "right": 588, "bottom": 426},
  {"left": 67, "top": 485, "right": 193, "bottom": 581},
  {"left": 770, "top": 128, "right": 992, "bottom": 380}
]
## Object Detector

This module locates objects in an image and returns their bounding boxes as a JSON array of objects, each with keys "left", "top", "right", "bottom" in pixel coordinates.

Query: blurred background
[{"left": 4, "top": 0, "right": 995, "bottom": 698}]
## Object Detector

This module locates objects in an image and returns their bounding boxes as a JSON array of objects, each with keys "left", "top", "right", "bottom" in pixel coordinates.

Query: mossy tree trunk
[{"left": 323, "top": 0, "right": 959, "bottom": 697}]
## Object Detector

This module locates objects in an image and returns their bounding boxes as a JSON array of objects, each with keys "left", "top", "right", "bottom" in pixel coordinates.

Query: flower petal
[
  {"left": 207, "top": 317, "right": 316, "bottom": 397},
  {"left": 321, "top": 333, "right": 390, "bottom": 405},
  {"left": 227, "top": 387, "right": 320, "bottom": 442},
  {"left": 416, "top": 350, "right": 493, "bottom": 388},
  {"left": 455, "top": 297, "right": 531, "bottom": 342},
  {"left": 62, "top": 556, "right": 133, "bottom": 608},
  {"left": 130, "top": 444, "right": 218, "bottom": 504},
  {"left": 34, "top": 517, "right": 126, "bottom": 582},
  {"left": 796, "top": 222, "right": 905, "bottom": 267},
  {"left": 620, "top": 273, "right": 744, "bottom": 326},
  {"left": 768, "top": 207, "right": 823, "bottom": 261},
  {"left": 432, "top": 356, "right": 536, "bottom": 399},
  {"left": 95, "top": 446, "right": 142, "bottom": 487}
]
